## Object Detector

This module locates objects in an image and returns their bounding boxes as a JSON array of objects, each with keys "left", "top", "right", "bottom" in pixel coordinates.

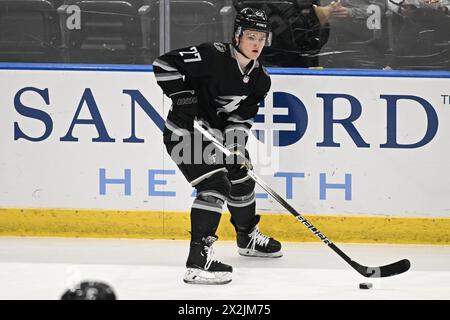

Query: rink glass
[{"left": 0, "top": 0, "right": 449, "bottom": 71}]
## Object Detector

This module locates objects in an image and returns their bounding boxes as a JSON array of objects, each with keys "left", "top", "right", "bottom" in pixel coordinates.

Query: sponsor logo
[{"left": 11, "top": 88, "right": 439, "bottom": 149}]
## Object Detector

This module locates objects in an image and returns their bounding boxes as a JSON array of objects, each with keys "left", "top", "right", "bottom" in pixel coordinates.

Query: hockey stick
[{"left": 194, "top": 121, "right": 411, "bottom": 278}]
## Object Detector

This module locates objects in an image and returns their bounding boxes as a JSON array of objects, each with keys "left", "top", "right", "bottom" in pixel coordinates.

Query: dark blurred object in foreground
[{"left": 61, "top": 281, "right": 117, "bottom": 300}]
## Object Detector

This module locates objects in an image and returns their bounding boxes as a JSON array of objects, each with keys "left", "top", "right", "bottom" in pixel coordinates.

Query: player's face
[{"left": 238, "top": 30, "right": 267, "bottom": 59}]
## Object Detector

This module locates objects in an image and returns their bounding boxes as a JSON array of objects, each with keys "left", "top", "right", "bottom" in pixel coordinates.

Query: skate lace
[
  {"left": 203, "top": 245, "right": 220, "bottom": 271},
  {"left": 248, "top": 226, "right": 270, "bottom": 251}
]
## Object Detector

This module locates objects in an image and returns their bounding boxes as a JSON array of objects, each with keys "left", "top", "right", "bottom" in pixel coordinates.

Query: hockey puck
[{"left": 359, "top": 282, "right": 373, "bottom": 289}]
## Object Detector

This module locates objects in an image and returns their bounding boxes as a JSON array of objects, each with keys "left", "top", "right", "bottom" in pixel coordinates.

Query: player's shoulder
[
  {"left": 256, "top": 60, "right": 270, "bottom": 79},
  {"left": 253, "top": 60, "right": 271, "bottom": 92},
  {"left": 198, "top": 42, "right": 229, "bottom": 55}
]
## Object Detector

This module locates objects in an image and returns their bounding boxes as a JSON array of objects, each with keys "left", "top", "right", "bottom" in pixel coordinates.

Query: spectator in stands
[
  {"left": 317, "top": 0, "right": 389, "bottom": 68},
  {"left": 384, "top": 0, "right": 450, "bottom": 70},
  {"left": 232, "top": 1, "right": 344, "bottom": 67},
  {"left": 388, "top": 0, "right": 449, "bottom": 15},
  {"left": 320, "top": 0, "right": 387, "bottom": 20}
]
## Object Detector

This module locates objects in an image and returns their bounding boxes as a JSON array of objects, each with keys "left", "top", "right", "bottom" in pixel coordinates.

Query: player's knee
[
  {"left": 230, "top": 176, "right": 255, "bottom": 198},
  {"left": 195, "top": 171, "right": 231, "bottom": 204}
]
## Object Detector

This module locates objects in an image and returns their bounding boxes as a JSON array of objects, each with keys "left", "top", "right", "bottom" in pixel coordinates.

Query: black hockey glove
[{"left": 168, "top": 90, "right": 199, "bottom": 130}]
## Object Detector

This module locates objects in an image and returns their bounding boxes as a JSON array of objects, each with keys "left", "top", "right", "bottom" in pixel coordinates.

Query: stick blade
[{"left": 353, "top": 259, "right": 411, "bottom": 278}]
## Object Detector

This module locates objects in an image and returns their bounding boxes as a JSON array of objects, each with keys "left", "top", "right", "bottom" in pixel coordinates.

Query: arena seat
[
  {"left": 143, "top": 0, "right": 231, "bottom": 63},
  {"left": 58, "top": 0, "right": 146, "bottom": 64},
  {"left": 0, "top": 0, "right": 62, "bottom": 62},
  {"left": 385, "top": 8, "right": 450, "bottom": 70}
]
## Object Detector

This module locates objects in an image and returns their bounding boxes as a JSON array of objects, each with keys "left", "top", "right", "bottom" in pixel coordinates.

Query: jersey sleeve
[
  {"left": 153, "top": 44, "right": 212, "bottom": 129},
  {"left": 153, "top": 44, "right": 213, "bottom": 95}
]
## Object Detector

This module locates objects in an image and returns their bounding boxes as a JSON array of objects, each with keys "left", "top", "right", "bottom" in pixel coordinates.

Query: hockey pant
[{"left": 163, "top": 124, "right": 256, "bottom": 242}]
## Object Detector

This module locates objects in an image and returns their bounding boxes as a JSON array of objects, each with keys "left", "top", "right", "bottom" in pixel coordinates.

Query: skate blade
[
  {"left": 238, "top": 248, "right": 283, "bottom": 258},
  {"left": 183, "top": 268, "right": 232, "bottom": 285}
]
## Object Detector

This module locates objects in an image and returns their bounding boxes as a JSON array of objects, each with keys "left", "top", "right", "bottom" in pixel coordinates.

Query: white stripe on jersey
[
  {"left": 155, "top": 72, "right": 183, "bottom": 82},
  {"left": 230, "top": 175, "right": 251, "bottom": 185},
  {"left": 169, "top": 90, "right": 195, "bottom": 97},
  {"left": 227, "top": 115, "right": 254, "bottom": 126},
  {"left": 215, "top": 95, "right": 247, "bottom": 114},
  {"left": 165, "top": 119, "right": 191, "bottom": 136},
  {"left": 190, "top": 168, "right": 228, "bottom": 186},
  {"left": 153, "top": 58, "right": 178, "bottom": 72}
]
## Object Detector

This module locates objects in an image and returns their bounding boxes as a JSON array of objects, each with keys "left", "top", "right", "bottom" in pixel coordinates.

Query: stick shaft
[{"left": 193, "top": 121, "right": 410, "bottom": 278}]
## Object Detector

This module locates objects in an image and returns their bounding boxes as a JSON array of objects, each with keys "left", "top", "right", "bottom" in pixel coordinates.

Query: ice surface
[{"left": 0, "top": 237, "right": 448, "bottom": 300}]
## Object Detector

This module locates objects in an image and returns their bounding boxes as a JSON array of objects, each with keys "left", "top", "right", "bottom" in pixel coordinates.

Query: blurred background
[{"left": 1, "top": 0, "right": 449, "bottom": 70}]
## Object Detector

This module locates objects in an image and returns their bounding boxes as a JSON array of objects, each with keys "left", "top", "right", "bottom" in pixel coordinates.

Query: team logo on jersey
[
  {"left": 215, "top": 95, "right": 248, "bottom": 115},
  {"left": 213, "top": 42, "right": 226, "bottom": 53},
  {"left": 252, "top": 92, "right": 308, "bottom": 147}
]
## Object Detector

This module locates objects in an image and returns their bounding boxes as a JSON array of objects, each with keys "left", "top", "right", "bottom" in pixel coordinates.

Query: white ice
[{"left": 0, "top": 237, "right": 449, "bottom": 300}]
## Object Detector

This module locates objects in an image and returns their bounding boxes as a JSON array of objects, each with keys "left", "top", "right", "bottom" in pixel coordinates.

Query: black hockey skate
[
  {"left": 184, "top": 235, "right": 233, "bottom": 285},
  {"left": 233, "top": 215, "right": 283, "bottom": 258}
]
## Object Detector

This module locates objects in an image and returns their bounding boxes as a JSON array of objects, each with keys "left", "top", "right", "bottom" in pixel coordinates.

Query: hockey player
[{"left": 153, "top": 7, "right": 282, "bottom": 285}]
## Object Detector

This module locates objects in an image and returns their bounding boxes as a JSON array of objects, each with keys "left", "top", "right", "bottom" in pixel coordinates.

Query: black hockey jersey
[{"left": 153, "top": 42, "right": 271, "bottom": 140}]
